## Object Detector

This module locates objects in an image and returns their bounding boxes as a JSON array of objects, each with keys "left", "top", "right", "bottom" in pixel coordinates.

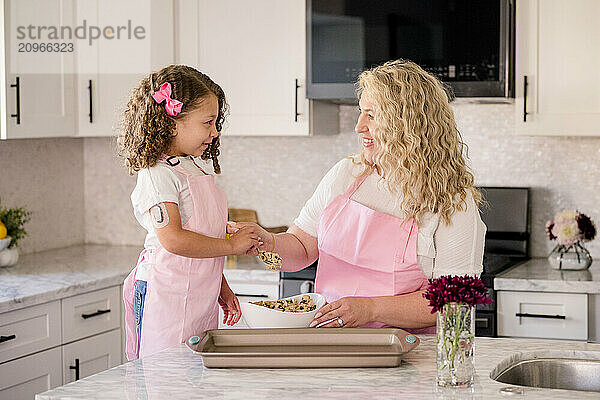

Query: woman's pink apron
[
  {"left": 123, "top": 160, "right": 227, "bottom": 360},
  {"left": 315, "top": 170, "right": 436, "bottom": 333}
]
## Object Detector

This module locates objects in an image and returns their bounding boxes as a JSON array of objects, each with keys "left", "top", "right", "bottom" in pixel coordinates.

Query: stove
[{"left": 476, "top": 187, "right": 531, "bottom": 337}]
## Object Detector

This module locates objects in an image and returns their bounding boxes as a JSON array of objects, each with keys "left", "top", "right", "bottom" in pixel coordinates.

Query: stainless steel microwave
[{"left": 307, "top": 0, "right": 515, "bottom": 100}]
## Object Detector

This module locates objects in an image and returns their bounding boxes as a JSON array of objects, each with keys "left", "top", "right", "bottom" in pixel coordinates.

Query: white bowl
[
  {"left": 240, "top": 293, "right": 326, "bottom": 328},
  {"left": 0, "top": 237, "right": 11, "bottom": 252}
]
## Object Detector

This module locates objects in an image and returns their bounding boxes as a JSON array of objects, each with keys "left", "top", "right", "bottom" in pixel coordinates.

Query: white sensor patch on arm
[{"left": 149, "top": 203, "right": 169, "bottom": 229}]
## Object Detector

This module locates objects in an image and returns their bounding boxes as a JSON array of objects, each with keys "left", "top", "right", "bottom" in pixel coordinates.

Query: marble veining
[
  {"left": 494, "top": 258, "right": 600, "bottom": 294},
  {"left": 36, "top": 335, "right": 600, "bottom": 400},
  {"left": 0, "top": 245, "right": 276, "bottom": 314}
]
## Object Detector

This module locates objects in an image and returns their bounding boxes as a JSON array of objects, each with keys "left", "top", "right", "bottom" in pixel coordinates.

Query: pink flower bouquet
[
  {"left": 545, "top": 210, "right": 596, "bottom": 246},
  {"left": 546, "top": 210, "right": 595, "bottom": 270}
]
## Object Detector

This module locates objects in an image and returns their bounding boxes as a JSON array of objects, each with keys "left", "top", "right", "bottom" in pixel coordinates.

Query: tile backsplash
[
  {"left": 0, "top": 138, "right": 84, "bottom": 254},
  {"left": 2, "top": 100, "right": 599, "bottom": 259}
]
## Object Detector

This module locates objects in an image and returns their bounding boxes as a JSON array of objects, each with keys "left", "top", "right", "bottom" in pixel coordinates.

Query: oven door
[
  {"left": 280, "top": 278, "right": 315, "bottom": 298},
  {"left": 475, "top": 310, "right": 495, "bottom": 337}
]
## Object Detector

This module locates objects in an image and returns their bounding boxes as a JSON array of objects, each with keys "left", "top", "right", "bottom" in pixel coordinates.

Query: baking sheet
[{"left": 186, "top": 328, "right": 420, "bottom": 368}]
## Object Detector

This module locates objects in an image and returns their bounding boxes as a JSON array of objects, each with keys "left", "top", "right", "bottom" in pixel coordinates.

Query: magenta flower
[
  {"left": 577, "top": 213, "right": 596, "bottom": 241},
  {"left": 545, "top": 220, "right": 557, "bottom": 240},
  {"left": 422, "top": 275, "right": 492, "bottom": 314}
]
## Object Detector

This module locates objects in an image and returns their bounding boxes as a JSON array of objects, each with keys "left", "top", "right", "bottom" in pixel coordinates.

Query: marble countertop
[
  {"left": 0, "top": 245, "right": 275, "bottom": 314},
  {"left": 36, "top": 335, "right": 600, "bottom": 400},
  {"left": 494, "top": 258, "right": 600, "bottom": 294},
  {"left": 0, "top": 245, "right": 141, "bottom": 313}
]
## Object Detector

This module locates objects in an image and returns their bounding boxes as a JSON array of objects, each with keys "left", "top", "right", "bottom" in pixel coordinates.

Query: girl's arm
[
  {"left": 232, "top": 223, "right": 319, "bottom": 272},
  {"left": 155, "top": 202, "right": 259, "bottom": 258}
]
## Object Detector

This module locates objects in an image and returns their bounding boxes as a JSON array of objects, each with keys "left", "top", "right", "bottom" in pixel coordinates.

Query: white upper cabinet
[
  {"left": 75, "top": 0, "right": 174, "bottom": 137},
  {"left": 178, "top": 0, "right": 337, "bottom": 136},
  {"left": 515, "top": 0, "right": 600, "bottom": 136},
  {"left": 1, "top": 0, "right": 77, "bottom": 139}
]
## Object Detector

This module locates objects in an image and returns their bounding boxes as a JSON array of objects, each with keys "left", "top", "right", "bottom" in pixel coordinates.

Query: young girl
[{"left": 118, "top": 65, "right": 260, "bottom": 360}]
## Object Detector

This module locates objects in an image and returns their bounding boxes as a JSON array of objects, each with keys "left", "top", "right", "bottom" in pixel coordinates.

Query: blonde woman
[{"left": 236, "top": 60, "right": 486, "bottom": 331}]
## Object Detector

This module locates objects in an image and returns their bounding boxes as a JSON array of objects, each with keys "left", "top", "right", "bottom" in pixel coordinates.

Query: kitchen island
[{"left": 36, "top": 335, "right": 600, "bottom": 400}]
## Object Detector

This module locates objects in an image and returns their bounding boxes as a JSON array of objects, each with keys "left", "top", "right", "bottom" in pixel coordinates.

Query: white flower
[
  {"left": 554, "top": 210, "right": 578, "bottom": 224},
  {"left": 552, "top": 220, "right": 581, "bottom": 246}
]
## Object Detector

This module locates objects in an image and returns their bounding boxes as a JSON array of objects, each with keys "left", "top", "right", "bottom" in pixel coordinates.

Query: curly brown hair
[{"left": 117, "top": 64, "right": 229, "bottom": 174}]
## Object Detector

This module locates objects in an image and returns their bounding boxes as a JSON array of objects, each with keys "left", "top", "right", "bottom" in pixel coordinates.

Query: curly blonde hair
[
  {"left": 356, "top": 59, "right": 480, "bottom": 225},
  {"left": 117, "top": 64, "right": 229, "bottom": 174}
]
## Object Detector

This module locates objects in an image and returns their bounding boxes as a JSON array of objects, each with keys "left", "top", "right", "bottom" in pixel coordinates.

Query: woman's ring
[{"left": 336, "top": 317, "right": 344, "bottom": 327}]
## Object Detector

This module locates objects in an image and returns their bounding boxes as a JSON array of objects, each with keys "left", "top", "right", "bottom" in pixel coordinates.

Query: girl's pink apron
[
  {"left": 315, "top": 170, "right": 436, "bottom": 333},
  {"left": 123, "top": 160, "right": 227, "bottom": 360}
]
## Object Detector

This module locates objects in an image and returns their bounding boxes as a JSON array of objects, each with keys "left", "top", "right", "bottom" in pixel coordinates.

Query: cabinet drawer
[
  {"left": 498, "top": 291, "right": 588, "bottom": 340},
  {"left": 0, "top": 347, "right": 61, "bottom": 400},
  {"left": 62, "top": 329, "right": 121, "bottom": 384},
  {"left": 228, "top": 282, "right": 279, "bottom": 299},
  {"left": 62, "top": 286, "right": 121, "bottom": 343},
  {"left": 0, "top": 301, "right": 61, "bottom": 364}
]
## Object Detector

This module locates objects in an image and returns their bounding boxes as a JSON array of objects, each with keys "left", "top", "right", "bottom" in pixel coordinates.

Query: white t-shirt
[
  {"left": 130, "top": 156, "right": 210, "bottom": 281},
  {"left": 293, "top": 158, "right": 486, "bottom": 279}
]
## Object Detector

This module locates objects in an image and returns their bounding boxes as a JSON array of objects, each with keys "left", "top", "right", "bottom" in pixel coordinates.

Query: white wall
[
  {"left": 1, "top": 99, "right": 598, "bottom": 259},
  {"left": 83, "top": 99, "right": 600, "bottom": 258}
]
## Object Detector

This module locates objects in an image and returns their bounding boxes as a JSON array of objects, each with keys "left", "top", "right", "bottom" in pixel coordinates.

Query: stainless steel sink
[{"left": 491, "top": 358, "right": 600, "bottom": 392}]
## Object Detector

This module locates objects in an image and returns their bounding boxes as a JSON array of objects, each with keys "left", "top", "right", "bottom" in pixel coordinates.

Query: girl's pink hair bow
[{"left": 152, "top": 82, "right": 183, "bottom": 117}]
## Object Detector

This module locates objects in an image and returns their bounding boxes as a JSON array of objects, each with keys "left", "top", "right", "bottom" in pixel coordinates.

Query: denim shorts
[{"left": 133, "top": 280, "right": 147, "bottom": 354}]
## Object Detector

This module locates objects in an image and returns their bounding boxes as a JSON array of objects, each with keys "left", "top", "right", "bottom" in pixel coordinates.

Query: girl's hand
[
  {"left": 231, "top": 222, "right": 274, "bottom": 255},
  {"left": 228, "top": 226, "right": 261, "bottom": 255},
  {"left": 218, "top": 279, "right": 242, "bottom": 326},
  {"left": 309, "top": 297, "right": 375, "bottom": 328}
]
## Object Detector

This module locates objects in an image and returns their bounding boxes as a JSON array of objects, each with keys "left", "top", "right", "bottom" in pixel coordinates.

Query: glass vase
[
  {"left": 548, "top": 241, "right": 593, "bottom": 270},
  {"left": 436, "top": 303, "right": 475, "bottom": 388}
]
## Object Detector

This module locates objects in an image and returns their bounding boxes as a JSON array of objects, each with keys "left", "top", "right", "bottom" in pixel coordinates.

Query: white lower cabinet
[
  {"left": 62, "top": 286, "right": 121, "bottom": 343},
  {"left": 0, "top": 347, "right": 61, "bottom": 400},
  {"left": 0, "top": 284, "right": 125, "bottom": 400},
  {"left": 62, "top": 329, "right": 121, "bottom": 384},
  {"left": 0, "top": 300, "right": 61, "bottom": 364},
  {"left": 498, "top": 291, "right": 588, "bottom": 340}
]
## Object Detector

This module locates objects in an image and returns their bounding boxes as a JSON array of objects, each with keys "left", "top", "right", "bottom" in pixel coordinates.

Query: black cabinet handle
[
  {"left": 523, "top": 75, "right": 529, "bottom": 122},
  {"left": 516, "top": 312, "right": 566, "bottom": 320},
  {"left": 10, "top": 77, "right": 21, "bottom": 124},
  {"left": 88, "top": 79, "right": 93, "bottom": 123},
  {"left": 81, "top": 309, "right": 111, "bottom": 319},
  {"left": 69, "top": 358, "right": 80, "bottom": 381},
  {"left": 235, "top": 293, "right": 268, "bottom": 298},
  {"left": 294, "top": 78, "right": 301, "bottom": 122},
  {"left": 0, "top": 334, "right": 16, "bottom": 343}
]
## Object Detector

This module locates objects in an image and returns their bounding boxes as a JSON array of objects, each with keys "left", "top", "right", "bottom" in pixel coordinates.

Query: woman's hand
[
  {"left": 228, "top": 225, "right": 261, "bottom": 255},
  {"left": 229, "top": 222, "right": 273, "bottom": 255},
  {"left": 218, "top": 279, "right": 242, "bottom": 326},
  {"left": 309, "top": 297, "right": 375, "bottom": 328}
]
